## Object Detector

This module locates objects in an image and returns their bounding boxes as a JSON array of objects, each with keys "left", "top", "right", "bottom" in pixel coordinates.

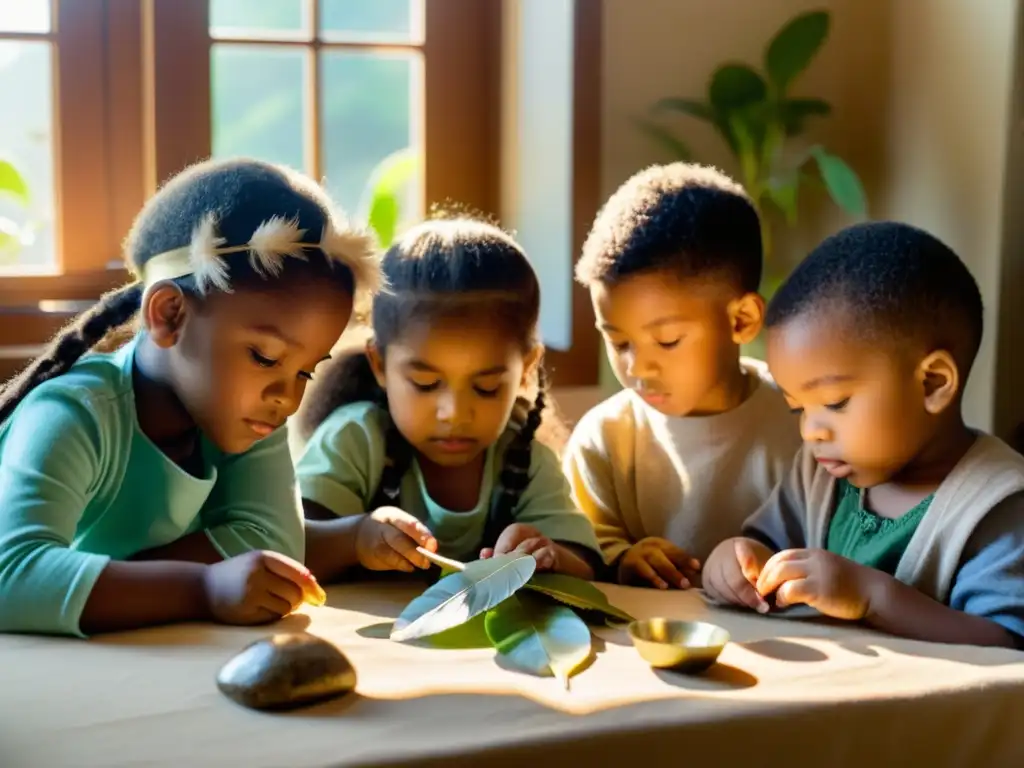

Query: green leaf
[
  {"left": 524, "top": 572, "right": 635, "bottom": 624},
  {"left": 778, "top": 98, "right": 831, "bottom": 136},
  {"left": 485, "top": 592, "right": 591, "bottom": 688},
  {"left": 0, "top": 160, "right": 30, "bottom": 206},
  {"left": 633, "top": 118, "right": 693, "bottom": 160},
  {"left": 390, "top": 553, "right": 536, "bottom": 642},
  {"left": 708, "top": 64, "right": 768, "bottom": 113},
  {"left": 421, "top": 612, "right": 492, "bottom": 650},
  {"left": 361, "top": 148, "right": 418, "bottom": 248},
  {"left": 765, "top": 11, "right": 830, "bottom": 93},
  {"left": 764, "top": 172, "right": 800, "bottom": 225},
  {"left": 653, "top": 97, "right": 717, "bottom": 122},
  {"left": 809, "top": 146, "right": 867, "bottom": 217}
]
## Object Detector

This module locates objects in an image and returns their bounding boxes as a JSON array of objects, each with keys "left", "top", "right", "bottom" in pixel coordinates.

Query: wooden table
[{"left": 2, "top": 580, "right": 1023, "bottom": 767}]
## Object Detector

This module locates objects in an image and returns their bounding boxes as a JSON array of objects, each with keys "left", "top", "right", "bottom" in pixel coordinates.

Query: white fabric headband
[{"left": 140, "top": 212, "right": 381, "bottom": 311}]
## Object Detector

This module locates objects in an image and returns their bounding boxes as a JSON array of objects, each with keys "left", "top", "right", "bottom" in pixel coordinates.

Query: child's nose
[
  {"left": 437, "top": 392, "right": 471, "bottom": 425},
  {"left": 266, "top": 376, "right": 300, "bottom": 414},
  {"left": 624, "top": 349, "right": 657, "bottom": 378},
  {"left": 800, "top": 413, "right": 832, "bottom": 443}
]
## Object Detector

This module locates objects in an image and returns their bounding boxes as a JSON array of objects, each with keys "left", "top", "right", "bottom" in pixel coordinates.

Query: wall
[{"left": 599, "top": 0, "right": 1021, "bottom": 434}]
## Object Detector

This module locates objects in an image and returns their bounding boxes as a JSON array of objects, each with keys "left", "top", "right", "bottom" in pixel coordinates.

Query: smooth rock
[{"left": 216, "top": 632, "right": 356, "bottom": 710}]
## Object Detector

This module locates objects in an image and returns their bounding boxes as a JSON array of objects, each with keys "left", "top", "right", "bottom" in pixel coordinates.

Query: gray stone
[{"left": 216, "top": 632, "right": 356, "bottom": 710}]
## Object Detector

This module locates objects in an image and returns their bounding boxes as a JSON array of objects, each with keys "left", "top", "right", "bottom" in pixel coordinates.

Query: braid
[
  {"left": 0, "top": 282, "right": 143, "bottom": 424},
  {"left": 483, "top": 364, "right": 549, "bottom": 548},
  {"left": 371, "top": 396, "right": 416, "bottom": 509}
]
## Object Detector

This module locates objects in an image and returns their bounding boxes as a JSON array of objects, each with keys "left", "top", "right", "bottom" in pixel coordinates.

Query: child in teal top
[
  {"left": 296, "top": 218, "right": 601, "bottom": 581},
  {"left": 703, "top": 222, "right": 1024, "bottom": 648},
  {"left": 0, "top": 158, "right": 381, "bottom": 637}
]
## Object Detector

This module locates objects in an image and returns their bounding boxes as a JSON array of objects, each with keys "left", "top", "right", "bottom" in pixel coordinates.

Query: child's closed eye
[
  {"left": 826, "top": 398, "right": 850, "bottom": 412},
  {"left": 249, "top": 348, "right": 277, "bottom": 368},
  {"left": 474, "top": 385, "right": 501, "bottom": 398},
  {"left": 657, "top": 338, "right": 682, "bottom": 350},
  {"left": 409, "top": 380, "right": 440, "bottom": 393}
]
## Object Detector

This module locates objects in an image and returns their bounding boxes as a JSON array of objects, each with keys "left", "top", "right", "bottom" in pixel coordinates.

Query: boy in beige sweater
[
  {"left": 703, "top": 221, "right": 1024, "bottom": 648},
  {"left": 564, "top": 163, "right": 801, "bottom": 589}
]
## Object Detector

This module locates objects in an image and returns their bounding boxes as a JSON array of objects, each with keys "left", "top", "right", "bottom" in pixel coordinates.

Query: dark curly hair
[
  {"left": 576, "top": 162, "right": 762, "bottom": 293},
  {"left": 766, "top": 221, "right": 984, "bottom": 372},
  {"left": 0, "top": 157, "right": 377, "bottom": 424},
  {"left": 298, "top": 218, "right": 565, "bottom": 548}
]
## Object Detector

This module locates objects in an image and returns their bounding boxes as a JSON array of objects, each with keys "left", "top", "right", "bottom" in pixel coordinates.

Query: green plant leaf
[
  {"left": 708, "top": 64, "right": 768, "bottom": 113},
  {"left": 524, "top": 573, "right": 635, "bottom": 624},
  {"left": 764, "top": 172, "right": 800, "bottom": 225},
  {"left": 420, "top": 612, "right": 492, "bottom": 650},
  {"left": 765, "top": 10, "right": 830, "bottom": 93},
  {"left": 809, "top": 146, "right": 867, "bottom": 217},
  {"left": 485, "top": 592, "right": 591, "bottom": 688},
  {"left": 360, "top": 148, "right": 418, "bottom": 248},
  {"left": 0, "top": 160, "right": 30, "bottom": 206},
  {"left": 778, "top": 98, "right": 831, "bottom": 135},
  {"left": 653, "top": 97, "right": 716, "bottom": 122},
  {"left": 634, "top": 118, "right": 693, "bottom": 160},
  {"left": 390, "top": 553, "right": 536, "bottom": 642}
]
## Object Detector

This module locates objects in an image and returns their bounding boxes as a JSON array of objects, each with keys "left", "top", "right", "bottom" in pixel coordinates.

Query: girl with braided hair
[
  {"left": 296, "top": 218, "right": 600, "bottom": 583},
  {"left": 0, "top": 158, "right": 380, "bottom": 637}
]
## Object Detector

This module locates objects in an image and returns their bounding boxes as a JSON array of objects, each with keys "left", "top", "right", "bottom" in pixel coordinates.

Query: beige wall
[{"left": 599, "top": 0, "right": 1021, "bottom": 435}]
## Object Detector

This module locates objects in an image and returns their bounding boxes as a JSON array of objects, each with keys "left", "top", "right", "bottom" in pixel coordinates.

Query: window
[
  {"left": 208, "top": 0, "right": 424, "bottom": 229},
  {"left": 0, "top": 0, "right": 601, "bottom": 387}
]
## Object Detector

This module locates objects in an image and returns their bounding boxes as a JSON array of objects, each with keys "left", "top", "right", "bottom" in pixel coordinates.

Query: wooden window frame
[{"left": 1, "top": 0, "right": 604, "bottom": 388}]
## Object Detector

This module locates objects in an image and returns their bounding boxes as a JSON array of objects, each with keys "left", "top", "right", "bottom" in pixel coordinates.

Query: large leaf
[
  {"left": 485, "top": 592, "right": 591, "bottom": 689},
  {"left": 390, "top": 553, "right": 536, "bottom": 642},
  {"left": 809, "top": 146, "right": 867, "bottom": 217},
  {"left": 0, "top": 160, "right": 29, "bottom": 206},
  {"left": 524, "top": 572, "right": 635, "bottom": 624},
  {"left": 634, "top": 118, "right": 693, "bottom": 160},
  {"left": 361, "top": 148, "right": 418, "bottom": 248},
  {"left": 708, "top": 64, "right": 768, "bottom": 113},
  {"left": 653, "top": 97, "right": 717, "bottom": 122},
  {"left": 778, "top": 97, "right": 831, "bottom": 136},
  {"left": 765, "top": 11, "right": 830, "bottom": 93}
]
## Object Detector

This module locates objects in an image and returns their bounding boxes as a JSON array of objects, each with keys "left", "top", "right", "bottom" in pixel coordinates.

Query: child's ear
[
  {"left": 365, "top": 340, "right": 387, "bottom": 388},
  {"left": 918, "top": 350, "right": 960, "bottom": 415},
  {"left": 727, "top": 292, "right": 766, "bottom": 345},
  {"left": 520, "top": 344, "right": 543, "bottom": 389},
  {"left": 142, "top": 283, "right": 187, "bottom": 348}
]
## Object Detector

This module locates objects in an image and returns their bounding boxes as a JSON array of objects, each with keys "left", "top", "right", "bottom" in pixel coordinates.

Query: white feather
[
  {"left": 189, "top": 213, "right": 231, "bottom": 293},
  {"left": 247, "top": 215, "right": 309, "bottom": 277},
  {"left": 318, "top": 220, "right": 383, "bottom": 315}
]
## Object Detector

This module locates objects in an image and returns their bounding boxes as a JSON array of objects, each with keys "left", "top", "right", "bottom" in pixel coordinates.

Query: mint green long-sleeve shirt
[{"left": 0, "top": 336, "right": 305, "bottom": 637}]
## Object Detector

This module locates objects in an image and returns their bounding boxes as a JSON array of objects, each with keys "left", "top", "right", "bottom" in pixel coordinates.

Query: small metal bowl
[{"left": 627, "top": 618, "right": 730, "bottom": 673}]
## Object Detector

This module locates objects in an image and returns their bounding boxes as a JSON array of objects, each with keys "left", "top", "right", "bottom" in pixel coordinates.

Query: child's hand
[
  {"left": 755, "top": 549, "right": 882, "bottom": 620},
  {"left": 480, "top": 523, "right": 591, "bottom": 576},
  {"left": 617, "top": 537, "right": 701, "bottom": 590},
  {"left": 355, "top": 506, "right": 439, "bottom": 572},
  {"left": 702, "top": 537, "right": 773, "bottom": 613},
  {"left": 202, "top": 550, "right": 327, "bottom": 625}
]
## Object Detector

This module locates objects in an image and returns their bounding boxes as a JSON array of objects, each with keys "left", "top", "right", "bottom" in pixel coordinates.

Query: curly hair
[
  {"left": 576, "top": 162, "right": 762, "bottom": 293},
  {"left": 766, "top": 221, "right": 984, "bottom": 372}
]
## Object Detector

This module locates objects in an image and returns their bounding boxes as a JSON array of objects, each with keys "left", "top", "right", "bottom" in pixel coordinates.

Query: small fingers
[
  {"left": 258, "top": 551, "right": 326, "bottom": 605},
  {"left": 479, "top": 547, "right": 494, "bottom": 559},
  {"left": 632, "top": 557, "right": 669, "bottom": 590},
  {"left": 257, "top": 591, "right": 295, "bottom": 620},
  {"left": 659, "top": 542, "right": 702, "bottom": 574},
  {"left": 382, "top": 528, "right": 431, "bottom": 570},
  {"left": 756, "top": 552, "right": 808, "bottom": 597},
  {"left": 647, "top": 549, "right": 688, "bottom": 589},
  {"left": 263, "top": 572, "right": 304, "bottom": 611},
  {"left": 376, "top": 508, "right": 438, "bottom": 552},
  {"left": 527, "top": 543, "right": 558, "bottom": 572},
  {"left": 774, "top": 579, "right": 812, "bottom": 609}
]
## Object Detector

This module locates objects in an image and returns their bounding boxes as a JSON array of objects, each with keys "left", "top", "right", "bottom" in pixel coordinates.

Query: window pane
[
  {"left": 210, "top": 0, "right": 306, "bottom": 38},
  {"left": 211, "top": 45, "right": 305, "bottom": 173},
  {"left": 320, "top": 0, "right": 421, "bottom": 43},
  {"left": 0, "top": 0, "right": 50, "bottom": 34},
  {"left": 321, "top": 52, "right": 421, "bottom": 226},
  {"left": 0, "top": 41, "right": 54, "bottom": 270}
]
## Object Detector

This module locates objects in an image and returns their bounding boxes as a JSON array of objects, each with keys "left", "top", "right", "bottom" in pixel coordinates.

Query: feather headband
[{"left": 139, "top": 212, "right": 381, "bottom": 312}]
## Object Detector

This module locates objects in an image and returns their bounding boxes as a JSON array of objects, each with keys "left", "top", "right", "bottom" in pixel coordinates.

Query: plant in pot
[{"left": 637, "top": 9, "right": 867, "bottom": 306}]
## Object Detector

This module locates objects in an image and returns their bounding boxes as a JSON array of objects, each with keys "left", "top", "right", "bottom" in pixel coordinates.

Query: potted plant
[{"left": 637, "top": 9, "right": 867, "bottom": 297}]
